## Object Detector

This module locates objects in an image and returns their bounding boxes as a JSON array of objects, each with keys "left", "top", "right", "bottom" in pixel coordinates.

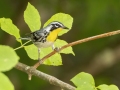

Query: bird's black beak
[{"left": 63, "top": 26, "right": 69, "bottom": 29}]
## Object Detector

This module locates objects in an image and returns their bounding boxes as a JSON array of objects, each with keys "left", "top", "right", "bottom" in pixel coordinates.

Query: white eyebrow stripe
[{"left": 50, "top": 22, "right": 63, "bottom": 27}]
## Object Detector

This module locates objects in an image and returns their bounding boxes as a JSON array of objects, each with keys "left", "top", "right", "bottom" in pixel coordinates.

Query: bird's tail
[
  {"left": 19, "top": 37, "right": 31, "bottom": 40},
  {"left": 19, "top": 33, "right": 31, "bottom": 40}
]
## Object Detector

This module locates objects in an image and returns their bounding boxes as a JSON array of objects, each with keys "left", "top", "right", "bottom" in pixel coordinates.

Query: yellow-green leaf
[
  {"left": 0, "top": 18, "right": 21, "bottom": 43},
  {"left": 71, "top": 72, "right": 95, "bottom": 87},
  {"left": 0, "top": 18, "right": 2, "bottom": 26},
  {"left": 76, "top": 83, "right": 96, "bottom": 90},
  {"left": 109, "top": 85, "right": 119, "bottom": 90},
  {"left": 24, "top": 44, "right": 38, "bottom": 60},
  {"left": 98, "top": 84, "right": 119, "bottom": 90},
  {"left": 41, "top": 47, "right": 62, "bottom": 65},
  {"left": 97, "top": 84, "right": 109, "bottom": 90},
  {"left": 24, "top": 2, "right": 41, "bottom": 31},
  {"left": 55, "top": 39, "right": 75, "bottom": 55},
  {"left": 0, "top": 73, "right": 14, "bottom": 90},
  {"left": 24, "top": 44, "right": 62, "bottom": 65},
  {"left": 43, "top": 13, "right": 73, "bottom": 36},
  {"left": 0, "top": 45, "right": 19, "bottom": 72}
]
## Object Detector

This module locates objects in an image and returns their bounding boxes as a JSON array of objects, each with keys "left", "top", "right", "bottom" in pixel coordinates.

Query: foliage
[
  {"left": 0, "top": 18, "right": 21, "bottom": 43},
  {"left": 0, "top": 72, "right": 14, "bottom": 90},
  {"left": 23, "top": 2, "right": 74, "bottom": 65},
  {"left": 71, "top": 72, "right": 119, "bottom": 90},
  {"left": 0, "top": 2, "right": 119, "bottom": 90},
  {"left": 0, "top": 45, "right": 19, "bottom": 90},
  {"left": 24, "top": 2, "right": 41, "bottom": 31}
]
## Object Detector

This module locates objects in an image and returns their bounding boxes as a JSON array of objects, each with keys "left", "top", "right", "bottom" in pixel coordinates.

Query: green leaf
[
  {"left": 54, "top": 39, "right": 75, "bottom": 55},
  {"left": 71, "top": 72, "right": 95, "bottom": 87},
  {"left": 109, "top": 85, "right": 119, "bottom": 90},
  {"left": 97, "top": 84, "right": 109, "bottom": 90},
  {"left": 0, "top": 18, "right": 2, "bottom": 26},
  {"left": 97, "top": 84, "right": 119, "bottom": 90},
  {"left": 76, "top": 83, "right": 96, "bottom": 90},
  {"left": 0, "top": 18, "right": 21, "bottom": 43},
  {"left": 41, "top": 47, "right": 62, "bottom": 65},
  {"left": 24, "top": 39, "right": 74, "bottom": 65},
  {"left": 24, "top": 44, "right": 62, "bottom": 65},
  {"left": 24, "top": 44, "right": 38, "bottom": 60},
  {"left": 43, "top": 13, "right": 73, "bottom": 36},
  {"left": 0, "top": 72, "right": 14, "bottom": 90},
  {"left": 24, "top": 2, "right": 41, "bottom": 31},
  {"left": 0, "top": 45, "right": 19, "bottom": 72}
]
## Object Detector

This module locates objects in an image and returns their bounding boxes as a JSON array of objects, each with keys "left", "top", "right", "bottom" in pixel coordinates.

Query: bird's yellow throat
[{"left": 46, "top": 28, "right": 62, "bottom": 42}]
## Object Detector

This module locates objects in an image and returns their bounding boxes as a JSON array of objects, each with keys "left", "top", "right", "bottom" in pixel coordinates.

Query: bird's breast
[
  {"left": 33, "top": 41, "right": 54, "bottom": 48},
  {"left": 46, "top": 28, "right": 62, "bottom": 42}
]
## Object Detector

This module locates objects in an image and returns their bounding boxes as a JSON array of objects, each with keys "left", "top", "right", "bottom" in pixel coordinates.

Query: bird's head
[
  {"left": 50, "top": 21, "right": 69, "bottom": 30},
  {"left": 44, "top": 21, "right": 69, "bottom": 42},
  {"left": 45, "top": 21, "right": 69, "bottom": 32}
]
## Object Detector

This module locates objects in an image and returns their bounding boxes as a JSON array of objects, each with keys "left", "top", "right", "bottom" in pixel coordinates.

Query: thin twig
[
  {"left": 33, "top": 30, "right": 120, "bottom": 68},
  {"left": 14, "top": 40, "right": 31, "bottom": 51},
  {"left": 15, "top": 62, "right": 76, "bottom": 90}
]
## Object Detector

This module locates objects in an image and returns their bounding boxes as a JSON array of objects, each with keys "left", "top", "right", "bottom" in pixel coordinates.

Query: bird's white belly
[{"left": 33, "top": 41, "right": 54, "bottom": 48}]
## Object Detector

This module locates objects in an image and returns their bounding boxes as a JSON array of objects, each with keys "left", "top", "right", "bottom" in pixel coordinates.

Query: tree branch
[
  {"left": 15, "top": 62, "right": 76, "bottom": 90},
  {"left": 33, "top": 30, "right": 120, "bottom": 69},
  {"left": 17, "top": 30, "right": 120, "bottom": 87}
]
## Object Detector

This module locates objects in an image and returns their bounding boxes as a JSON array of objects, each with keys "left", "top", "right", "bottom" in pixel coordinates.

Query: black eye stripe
[
  {"left": 49, "top": 24, "right": 62, "bottom": 32},
  {"left": 52, "top": 24, "right": 61, "bottom": 28},
  {"left": 56, "top": 24, "right": 61, "bottom": 27},
  {"left": 55, "top": 24, "right": 59, "bottom": 27}
]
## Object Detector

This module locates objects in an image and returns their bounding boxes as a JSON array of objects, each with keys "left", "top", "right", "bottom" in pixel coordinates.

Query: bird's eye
[{"left": 55, "top": 24, "right": 59, "bottom": 27}]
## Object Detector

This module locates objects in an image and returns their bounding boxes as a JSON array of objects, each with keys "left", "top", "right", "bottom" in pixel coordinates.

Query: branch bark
[
  {"left": 15, "top": 62, "right": 76, "bottom": 90},
  {"left": 15, "top": 30, "right": 120, "bottom": 89},
  {"left": 33, "top": 30, "right": 120, "bottom": 68}
]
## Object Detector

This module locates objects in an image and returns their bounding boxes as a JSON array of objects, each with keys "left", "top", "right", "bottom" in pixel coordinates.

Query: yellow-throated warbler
[{"left": 20, "top": 21, "right": 69, "bottom": 60}]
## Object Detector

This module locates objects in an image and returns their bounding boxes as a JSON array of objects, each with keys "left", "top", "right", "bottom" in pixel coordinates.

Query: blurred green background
[{"left": 1, "top": 0, "right": 120, "bottom": 90}]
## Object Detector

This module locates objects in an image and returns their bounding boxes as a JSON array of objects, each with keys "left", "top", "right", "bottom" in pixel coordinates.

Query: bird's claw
[{"left": 54, "top": 47, "right": 61, "bottom": 53}]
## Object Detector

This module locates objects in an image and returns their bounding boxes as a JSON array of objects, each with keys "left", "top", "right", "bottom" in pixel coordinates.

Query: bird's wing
[{"left": 30, "top": 29, "right": 48, "bottom": 42}]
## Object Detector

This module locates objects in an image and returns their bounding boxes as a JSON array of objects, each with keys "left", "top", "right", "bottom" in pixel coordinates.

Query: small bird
[{"left": 20, "top": 21, "right": 69, "bottom": 60}]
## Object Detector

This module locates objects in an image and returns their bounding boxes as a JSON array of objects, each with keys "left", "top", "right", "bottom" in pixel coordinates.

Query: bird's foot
[{"left": 54, "top": 47, "right": 61, "bottom": 53}]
